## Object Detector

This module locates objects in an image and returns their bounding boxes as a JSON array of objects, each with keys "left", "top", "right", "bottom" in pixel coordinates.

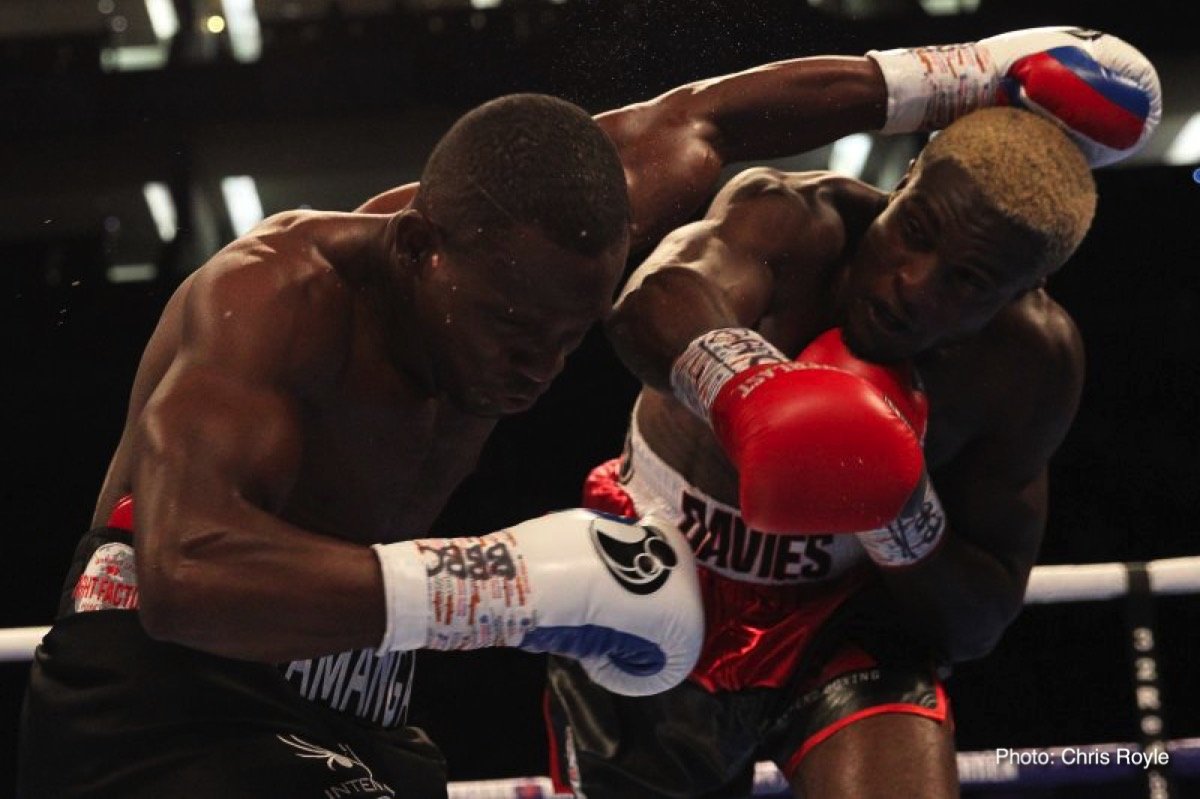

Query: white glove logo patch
[{"left": 589, "top": 517, "right": 678, "bottom": 595}]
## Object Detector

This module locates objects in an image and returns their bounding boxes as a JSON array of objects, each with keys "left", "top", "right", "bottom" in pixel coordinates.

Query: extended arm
[
  {"left": 355, "top": 182, "right": 419, "bottom": 214},
  {"left": 597, "top": 57, "right": 886, "bottom": 250}
]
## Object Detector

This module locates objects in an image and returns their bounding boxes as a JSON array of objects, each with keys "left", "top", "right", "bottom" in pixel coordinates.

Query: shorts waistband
[
  {"left": 619, "top": 408, "right": 740, "bottom": 532},
  {"left": 618, "top": 401, "right": 867, "bottom": 586}
]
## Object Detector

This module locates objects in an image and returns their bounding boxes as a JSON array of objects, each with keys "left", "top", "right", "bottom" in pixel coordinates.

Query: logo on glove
[{"left": 590, "top": 516, "right": 678, "bottom": 595}]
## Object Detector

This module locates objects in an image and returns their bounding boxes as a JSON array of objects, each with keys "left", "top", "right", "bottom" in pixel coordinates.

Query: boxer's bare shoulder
[
  {"left": 919, "top": 288, "right": 1085, "bottom": 473},
  {"left": 172, "top": 211, "right": 381, "bottom": 393}
]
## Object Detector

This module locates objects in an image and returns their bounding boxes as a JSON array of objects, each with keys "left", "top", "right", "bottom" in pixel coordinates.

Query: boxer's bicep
[
  {"left": 597, "top": 102, "right": 723, "bottom": 254},
  {"left": 599, "top": 58, "right": 886, "bottom": 250},
  {"left": 128, "top": 262, "right": 352, "bottom": 639},
  {"left": 934, "top": 454, "right": 1048, "bottom": 606},
  {"left": 134, "top": 362, "right": 305, "bottom": 531},
  {"left": 935, "top": 316, "right": 1085, "bottom": 602},
  {"left": 608, "top": 170, "right": 824, "bottom": 388}
]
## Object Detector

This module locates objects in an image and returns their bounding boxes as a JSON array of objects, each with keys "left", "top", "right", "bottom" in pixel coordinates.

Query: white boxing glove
[
  {"left": 868, "top": 26, "right": 1161, "bottom": 167},
  {"left": 372, "top": 509, "right": 703, "bottom": 696}
]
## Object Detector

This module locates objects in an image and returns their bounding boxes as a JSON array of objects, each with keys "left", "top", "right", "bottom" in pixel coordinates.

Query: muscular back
[{"left": 95, "top": 211, "right": 494, "bottom": 543}]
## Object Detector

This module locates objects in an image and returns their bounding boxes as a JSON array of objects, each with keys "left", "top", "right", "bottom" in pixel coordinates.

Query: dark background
[{"left": 3, "top": 0, "right": 1197, "bottom": 796}]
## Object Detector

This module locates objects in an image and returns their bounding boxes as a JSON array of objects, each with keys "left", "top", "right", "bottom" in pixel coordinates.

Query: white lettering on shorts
[
  {"left": 282, "top": 648, "right": 415, "bottom": 728},
  {"left": 676, "top": 490, "right": 864, "bottom": 585}
]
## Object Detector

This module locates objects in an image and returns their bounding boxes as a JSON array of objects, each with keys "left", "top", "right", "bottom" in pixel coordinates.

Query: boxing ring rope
[
  {"left": 4, "top": 555, "right": 1198, "bottom": 796},
  {"left": 2, "top": 556, "right": 1194, "bottom": 662}
]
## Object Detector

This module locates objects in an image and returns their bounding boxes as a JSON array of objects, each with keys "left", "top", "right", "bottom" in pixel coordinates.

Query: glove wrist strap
[
  {"left": 373, "top": 532, "right": 532, "bottom": 653},
  {"left": 857, "top": 476, "right": 948, "bottom": 568},
  {"left": 867, "top": 43, "right": 997, "bottom": 133},
  {"left": 670, "top": 328, "right": 788, "bottom": 422}
]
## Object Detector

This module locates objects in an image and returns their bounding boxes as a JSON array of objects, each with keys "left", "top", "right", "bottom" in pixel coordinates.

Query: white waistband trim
[{"left": 618, "top": 404, "right": 866, "bottom": 586}]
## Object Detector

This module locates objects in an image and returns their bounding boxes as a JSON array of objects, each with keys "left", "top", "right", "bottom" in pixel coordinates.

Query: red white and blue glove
[
  {"left": 373, "top": 510, "right": 703, "bottom": 696},
  {"left": 867, "top": 26, "right": 1162, "bottom": 167}
]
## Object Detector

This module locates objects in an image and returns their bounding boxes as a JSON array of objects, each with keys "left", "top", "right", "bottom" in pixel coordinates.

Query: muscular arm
[
  {"left": 597, "top": 57, "right": 886, "bottom": 250},
  {"left": 131, "top": 258, "right": 386, "bottom": 662},
  {"left": 607, "top": 168, "right": 849, "bottom": 389},
  {"left": 358, "top": 59, "right": 885, "bottom": 247},
  {"left": 355, "top": 182, "right": 419, "bottom": 214},
  {"left": 879, "top": 303, "right": 1086, "bottom": 661}
]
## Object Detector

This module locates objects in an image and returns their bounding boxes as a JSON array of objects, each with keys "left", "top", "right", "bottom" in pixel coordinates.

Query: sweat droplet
[
  {"left": 444, "top": 314, "right": 452, "bottom": 325},
  {"left": 223, "top": 310, "right": 233, "bottom": 319}
]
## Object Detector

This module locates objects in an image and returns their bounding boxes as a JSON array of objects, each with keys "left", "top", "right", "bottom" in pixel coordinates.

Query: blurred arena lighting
[
  {"left": 807, "top": 0, "right": 977, "bottom": 17},
  {"left": 141, "top": 183, "right": 179, "bottom": 243},
  {"left": 100, "top": 43, "right": 170, "bottom": 71},
  {"left": 470, "top": 0, "right": 503, "bottom": 9},
  {"left": 220, "top": 0, "right": 263, "bottom": 62},
  {"left": 1165, "top": 113, "right": 1200, "bottom": 165},
  {"left": 144, "top": 0, "right": 180, "bottom": 40},
  {"left": 805, "top": 0, "right": 922, "bottom": 20},
  {"left": 106, "top": 263, "right": 159, "bottom": 283},
  {"left": 829, "top": 133, "right": 873, "bottom": 178},
  {"left": 917, "top": 0, "right": 980, "bottom": 15},
  {"left": 97, "top": 0, "right": 173, "bottom": 71},
  {"left": 221, "top": 176, "right": 265, "bottom": 237}
]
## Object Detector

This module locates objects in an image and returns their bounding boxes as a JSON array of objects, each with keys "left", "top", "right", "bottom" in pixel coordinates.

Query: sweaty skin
[
  {"left": 609, "top": 163, "right": 1085, "bottom": 663},
  {"left": 94, "top": 211, "right": 621, "bottom": 661},
  {"left": 606, "top": 162, "right": 1084, "bottom": 799},
  {"left": 91, "top": 55, "right": 892, "bottom": 664}
]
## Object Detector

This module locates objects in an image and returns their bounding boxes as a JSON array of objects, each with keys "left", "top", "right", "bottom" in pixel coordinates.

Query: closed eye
[
  {"left": 901, "top": 212, "right": 934, "bottom": 251},
  {"left": 949, "top": 266, "right": 992, "bottom": 292}
]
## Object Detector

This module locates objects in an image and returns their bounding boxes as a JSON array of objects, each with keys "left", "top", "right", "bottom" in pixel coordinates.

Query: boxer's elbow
[
  {"left": 939, "top": 590, "right": 1023, "bottom": 663},
  {"left": 136, "top": 555, "right": 190, "bottom": 642},
  {"left": 136, "top": 529, "right": 225, "bottom": 643},
  {"left": 941, "top": 622, "right": 1003, "bottom": 663}
]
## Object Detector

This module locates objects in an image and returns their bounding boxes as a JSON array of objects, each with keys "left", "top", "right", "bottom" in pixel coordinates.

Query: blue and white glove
[
  {"left": 868, "top": 26, "right": 1161, "bottom": 167},
  {"left": 373, "top": 509, "right": 703, "bottom": 696}
]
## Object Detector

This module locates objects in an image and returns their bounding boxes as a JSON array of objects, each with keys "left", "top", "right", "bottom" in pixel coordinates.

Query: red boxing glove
[
  {"left": 797, "top": 328, "right": 928, "bottom": 441},
  {"left": 710, "top": 357, "right": 924, "bottom": 535},
  {"left": 797, "top": 330, "right": 947, "bottom": 567}
]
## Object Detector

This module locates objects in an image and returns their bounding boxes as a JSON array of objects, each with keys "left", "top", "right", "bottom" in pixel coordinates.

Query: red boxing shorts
[{"left": 546, "top": 410, "right": 950, "bottom": 797}]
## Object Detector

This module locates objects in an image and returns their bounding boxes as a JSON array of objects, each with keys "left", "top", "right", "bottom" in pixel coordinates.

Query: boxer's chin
[
  {"left": 842, "top": 307, "right": 909, "bottom": 365},
  {"left": 453, "top": 386, "right": 537, "bottom": 418}
]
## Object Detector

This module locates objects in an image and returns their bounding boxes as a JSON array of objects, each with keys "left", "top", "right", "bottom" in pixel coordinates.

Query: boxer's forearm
[
  {"left": 665, "top": 56, "right": 887, "bottom": 163},
  {"left": 876, "top": 532, "right": 1026, "bottom": 663},
  {"left": 599, "top": 57, "right": 884, "bottom": 250},
  {"left": 136, "top": 498, "right": 387, "bottom": 662}
]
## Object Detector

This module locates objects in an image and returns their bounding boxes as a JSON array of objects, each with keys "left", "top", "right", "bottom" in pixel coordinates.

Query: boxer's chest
[
  {"left": 284, "top": 362, "right": 496, "bottom": 542},
  {"left": 916, "top": 346, "right": 1002, "bottom": 470}
]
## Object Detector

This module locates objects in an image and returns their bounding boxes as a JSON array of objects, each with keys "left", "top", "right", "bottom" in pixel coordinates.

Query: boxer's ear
[{"left": 393, "top": 210, "right": 439, "bottom": 268}]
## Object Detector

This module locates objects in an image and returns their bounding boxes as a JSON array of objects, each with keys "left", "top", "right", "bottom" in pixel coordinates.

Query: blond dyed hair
[{"left": 918, "top": 107, "right": 1097, "bottom": 271}]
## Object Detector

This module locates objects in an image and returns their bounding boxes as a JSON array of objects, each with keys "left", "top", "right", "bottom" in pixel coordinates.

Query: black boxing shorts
[
  {"left": 17, "top": 520, "right": 446, "bottom": 799},
  {"left": 545, "top": 610, "right": 949, "bottom": 799}
]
